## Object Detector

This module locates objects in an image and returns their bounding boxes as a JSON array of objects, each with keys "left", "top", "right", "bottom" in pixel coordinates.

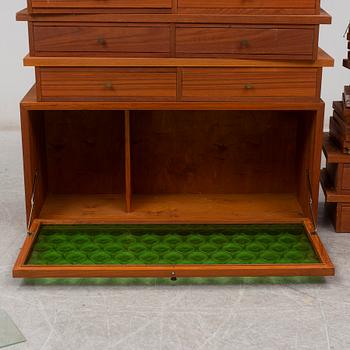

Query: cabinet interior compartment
[{"left": 129, "top": 109, "right": 316, "bottom": 223}]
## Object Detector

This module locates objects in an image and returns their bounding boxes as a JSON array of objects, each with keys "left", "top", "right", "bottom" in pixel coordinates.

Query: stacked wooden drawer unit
[
  {"left": 321, "top": 29, "right": 350, "bottom": 232},
  {"left": 14, "top": 1, "right": 335, "bottom": 278}
]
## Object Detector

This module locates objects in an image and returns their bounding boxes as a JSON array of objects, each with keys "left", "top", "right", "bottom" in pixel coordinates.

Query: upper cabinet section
[{"left": 27, "top": 0, "right": 320, "bottom": 15}]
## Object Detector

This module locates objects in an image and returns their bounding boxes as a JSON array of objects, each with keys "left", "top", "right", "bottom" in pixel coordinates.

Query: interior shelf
[{"left": 38, "top": 193, "right": 305, "bottom": 223}]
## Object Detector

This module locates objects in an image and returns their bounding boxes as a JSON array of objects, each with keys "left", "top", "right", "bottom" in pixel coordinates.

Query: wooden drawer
[
  {"left": 178, "top": 0, "right": 319, "bottom": 14},
  {"left": 32, "top": 24, "right": 171, "bottom": 57},
  {"left": 176, "top": 26, "right": 316, "bottom": 60},
  {"left": 326, "top": 203, "right": 350, "bottom": 233},
  {"left": 329, "top": 116, "right": 350, "bottom": 154},
  {"left": 326, "top": 163, "right": 350, "bottom": 193},
  {"left": 37, "top": 68, "right": 177, "bottom": 101},
  {"left": 29, "top": 0, "right": 172, "bottom": 10},
  {"left": 181, "top": 68, "right": 319, "bottom": 101}
]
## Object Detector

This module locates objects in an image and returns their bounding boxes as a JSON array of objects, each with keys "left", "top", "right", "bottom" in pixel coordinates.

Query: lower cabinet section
[
  {"left": 36, "top": 67, "right": 320, "bottom": 102},
  {"left": 16, "top": 102, "right": 333, "bottom": 278}
]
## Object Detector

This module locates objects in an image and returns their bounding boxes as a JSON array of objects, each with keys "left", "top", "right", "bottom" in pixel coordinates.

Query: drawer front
[
  {"left": 39, "top": 68, "right": 177, "bottom": 101},
  {"left": 178, "top": 0, "right": 317, "bottom": 9},
  {"left": 327, "top": 163, "right": 350, "bottom": 192},
  {"left": 337, "top": 204, "right": 350, "bottom": 232},
  {"left": 30, "top": 0, "right": 172, "bottom": 9},
  {"left": 33, "top": 25, "right": 171, "bottom": 56},
  {"left": 341, "top": 165, "right": 350, "bottom": 191},
  {"left": 176, "top": 26, "right": 315, "bottom": 59},
  {"left": 181, "top": 68, "right": 318, "bottom": 101}
]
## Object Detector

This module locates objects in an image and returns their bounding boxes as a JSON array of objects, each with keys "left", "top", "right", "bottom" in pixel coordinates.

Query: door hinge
[
  {"left": 27, "top": 171, "right": 38, "bottom": 235},
  {"left": 307, "top": 170, "right": 317, "bottom": 234}
]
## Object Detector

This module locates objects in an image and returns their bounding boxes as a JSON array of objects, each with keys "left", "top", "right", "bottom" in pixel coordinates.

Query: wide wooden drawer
[
  {"left": 29, "top": 0, "right": 172, "bottom": 10},
  {"left": 38, "top": 68, "right": 177, "bottom": 101},
  {"left": 178, "top": 0, "right": 319, "bottom": 14},
  {"left": 181, "top": 68, "right": 319, "bottom": 101},
  {"left": 176, "top": 26, "right": 316, "bottom": 60},
  {"left": 32, "top": 25, "right": 171, "bottom": 57}
]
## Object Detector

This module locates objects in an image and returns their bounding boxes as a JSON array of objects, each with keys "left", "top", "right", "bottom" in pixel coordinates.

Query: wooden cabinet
[{"left": 14, "top": 2, "right": 334, "bottom": 278}]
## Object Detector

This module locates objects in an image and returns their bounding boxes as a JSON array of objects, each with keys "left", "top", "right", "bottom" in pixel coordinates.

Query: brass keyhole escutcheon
[
  {"left": 97, "top": 37, "right": 106, "bottom": 46},
  {"left": 244, "top": 84, "right": 254, "bottom": 90},
  {"left": 240, "top": 39, "right": 250, "bottom": 48},
  {"left": 104, "top": 82, "right": 113, "bottom": 90}
]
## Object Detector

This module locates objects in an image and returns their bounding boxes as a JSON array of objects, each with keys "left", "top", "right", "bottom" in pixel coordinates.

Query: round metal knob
[
  {"left": 244, "top": 84, "right": 254, "bottom": 90},
  {"left": 97, "top": 37, "right": 106, "bottom": 46},
  {"left": 104, "top": 82, "right": 113, "bottom": 90},
  {"left": 240, "top": 39, "right": 250, "bottom": 48}
]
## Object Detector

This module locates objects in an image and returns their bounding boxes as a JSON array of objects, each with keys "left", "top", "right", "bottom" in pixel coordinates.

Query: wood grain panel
[
  {"left": 38, "top": 193, "right": 305, "bottom": 223},
  {"left": 338, "top": 204, "right": 350, "bottom": 232},
  {"left": 178, "top": 0, "right": 317, "bottom": 9},
  {"left": 181, "top": 68, "right": 318, "bottom": 101},
  {"left": 39, "top": 68, "right": 177, "bottom": 101},
  {"left": 44, "top": 110, "right": 125, "bottom": 194},
  {"left": 176, "top": 26, "right": 315, "bottom": 59},
  {"left": 30, "top": 0, "right": 172, "bottom": 9},
  {"left": 33, "top": 25, "right": 171, "bottom": 56},
  {"left": 130, "top": 110, "right": 298, "bottom": 194}
]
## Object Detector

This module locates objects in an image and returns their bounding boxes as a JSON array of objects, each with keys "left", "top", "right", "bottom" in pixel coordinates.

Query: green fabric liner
[{"left": 26, "top": 224, "right": 320, "bottom": 266}]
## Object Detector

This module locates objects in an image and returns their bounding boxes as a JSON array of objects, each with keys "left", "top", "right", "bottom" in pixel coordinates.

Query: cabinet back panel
[
  {"left": 44, "top": 110, "right": 124, "bottom": 194},
  {"left": 131, "top": 110, "right": 298, "bottom": 194}
]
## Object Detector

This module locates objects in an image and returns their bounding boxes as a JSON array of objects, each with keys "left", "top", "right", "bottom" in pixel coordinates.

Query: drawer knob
[
  {"left": 97, "top": 37, "right": 106, "bottom": 46},
  {"left": 104, "top": 82, "right": 114, "bottom": 90},
  {"left": 244, "top": 84, "right": 254, "bottom": 90},
  {"left": 240, "top": 39, "right": 250, "bottom": 48}
]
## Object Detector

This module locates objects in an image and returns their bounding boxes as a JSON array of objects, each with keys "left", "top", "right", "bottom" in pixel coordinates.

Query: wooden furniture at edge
[
  {"left": 13, "top": 0, "right": 335, "bottom": 278},
  {"left": 321, "top": 27, "right": 350, "bottom": 232}
]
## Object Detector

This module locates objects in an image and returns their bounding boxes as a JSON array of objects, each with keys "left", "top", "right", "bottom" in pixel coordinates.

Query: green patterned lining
[{"left": 26, "top": 224, "right": 320, "bottom": 265}]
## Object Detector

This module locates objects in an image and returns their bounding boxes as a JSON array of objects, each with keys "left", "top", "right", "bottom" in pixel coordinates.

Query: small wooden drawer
[
  {"left": 29, "top": 0, "right": 172, "bottom": 10},
  {"left": 326, "top": 203, "right": 350, "bottom": 233},
  {"left": 180, "top": 68, "right": 319, "bottom": 101},
  {"left": 329, "top": 116, "right": 350, "bottom": 154},
  {"left": 326, "top": 163, "right": 350, "bottom": 193},
  {"left": 32, "top": 24, "right": 171, "bottom": 57},
  {"left": 176, "top": 26, "right": 316, "bottom": 60},
  {"left": 178, "top": 0, "right": 319, "bottom": 14},
  {"left": 37, "top": 68, "right": 177, "bottom": 102}
]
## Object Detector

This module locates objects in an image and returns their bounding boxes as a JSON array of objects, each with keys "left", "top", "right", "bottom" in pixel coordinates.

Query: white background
[{"left": 0, "top": 0, "right": 349, "bottom": 129}]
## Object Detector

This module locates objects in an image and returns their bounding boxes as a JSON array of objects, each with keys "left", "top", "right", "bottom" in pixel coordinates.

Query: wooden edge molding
[
  {"left": 23, "top": 49, "right": 334, "bottom": 68},
  {"left": 16, "top": 8, "right": 332, "bottom": 25},
  {"left": 20, "top": 85, "right": 326, "bottom": 111}
]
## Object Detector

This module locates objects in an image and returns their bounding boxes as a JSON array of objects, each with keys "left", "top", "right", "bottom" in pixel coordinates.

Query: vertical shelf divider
[{"left": 124, "top": 110, "right": 132, "bottom": 213}]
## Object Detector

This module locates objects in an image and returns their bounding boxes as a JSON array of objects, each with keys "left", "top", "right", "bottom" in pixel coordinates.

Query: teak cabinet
[{"left": 13, "top": 2, "right": 335, "bottom": 279}]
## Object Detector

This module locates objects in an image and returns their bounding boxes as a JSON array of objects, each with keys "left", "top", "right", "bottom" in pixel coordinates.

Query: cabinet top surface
[{"left": 17, "top": 8, "right": 332, "bottom": 25}]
